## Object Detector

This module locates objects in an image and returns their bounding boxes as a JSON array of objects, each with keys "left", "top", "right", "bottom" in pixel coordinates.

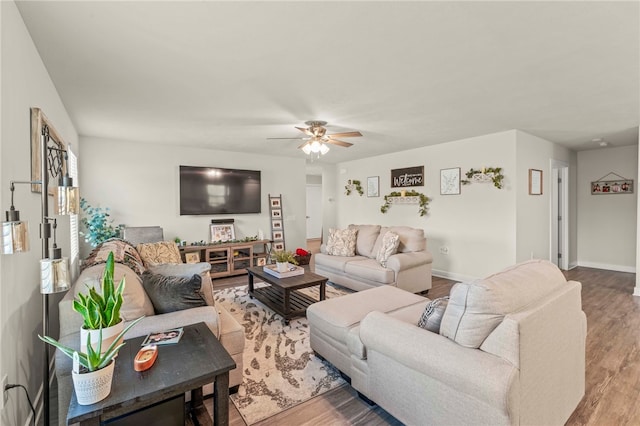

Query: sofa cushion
[
  {"left": 74, "top": 263, "right": 155, "bottom": 323},
  {"left": 344, "top": 258, "right": 395, "bottom": 284},
  {"left": 348, "top": 224, "right": 381, "bottom": 258},
  {"left": 148, "top": 262, "right": 214, "bottom": 307},
  {"left": 141, "top": 271, "right": 207, "bottom": 314},
  {"left": 326, "top": 228, "right": 358, "bottom": 256},
  {"left": 440, "top": 259, "right": 566, "bottom": 348},
  {"left": 417, "top": 296, "right": 449, "bottom": 333},
  {"left": 137, "top": 241, "right": 182, "bottom": 267},
  {"left": 314, "top": 253, "right": 367, "bottom": 272},
  {"left": 376, "top": 231, "right": 400, "bottom": 267}
]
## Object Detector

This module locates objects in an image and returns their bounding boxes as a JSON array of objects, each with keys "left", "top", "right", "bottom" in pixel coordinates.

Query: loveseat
[
  {"left": 313, "top": 224, "right": 432, "bottom": 293},
  {"left": 308, "top": 259, "right": 587, "bottom": 425},
  {"left": 55, "top": 239, "right": 245, "bottom": 425}
]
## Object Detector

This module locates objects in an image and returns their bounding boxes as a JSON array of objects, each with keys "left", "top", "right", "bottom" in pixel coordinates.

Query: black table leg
[
  {"left": 248, "top": 272, "right": 254, "bottom": 298},
  {"left": 213, "top": 372, "right": 230, "bottom": 426}
]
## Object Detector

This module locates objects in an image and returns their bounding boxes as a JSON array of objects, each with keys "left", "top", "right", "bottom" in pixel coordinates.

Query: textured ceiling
[{"left": 16, "top": 1, "right": 640, "bottom": 165}]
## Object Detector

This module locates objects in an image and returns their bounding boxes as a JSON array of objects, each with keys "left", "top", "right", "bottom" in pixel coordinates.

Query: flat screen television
[{"left": 179, "top": 165, "right": 261, "bottom": 215}]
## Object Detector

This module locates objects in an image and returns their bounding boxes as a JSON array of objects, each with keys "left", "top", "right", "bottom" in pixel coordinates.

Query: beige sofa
[
  {"left": 55, "top": 242, "right": 244, "bottom": 425},
  {"left": 308, "top": 259, "right": 587, "bottom": 425},
  {"left": 313, "top": 224, "right": 433, "bottom": 293}
]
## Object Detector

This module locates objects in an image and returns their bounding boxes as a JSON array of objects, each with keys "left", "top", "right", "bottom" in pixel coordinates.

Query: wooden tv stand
[{"left": 179, "top": 240, "right": 270, "bottom": 278}]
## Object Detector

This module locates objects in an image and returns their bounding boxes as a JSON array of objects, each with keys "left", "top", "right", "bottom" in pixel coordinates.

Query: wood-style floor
[{"left": 52, "top": 253, "right": 640, "bottom": 425}]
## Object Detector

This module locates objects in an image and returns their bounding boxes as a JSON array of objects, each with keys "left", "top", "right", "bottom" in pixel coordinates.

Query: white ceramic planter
[
  {"left": 276, "top": 262, "right": 288, "bottom": 272},
  {"left": 72, "top": 360, "right": 115, "bottom": 405},
  {"left": 80, "top": 321, "right": 125, "bottom": 354}
]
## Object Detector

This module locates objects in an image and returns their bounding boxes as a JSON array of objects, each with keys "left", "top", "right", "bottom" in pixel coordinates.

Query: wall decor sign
[
  {"left": 391, "top": 166, "right": 424, "bottom": 188},
  {"left": 440, "top": 168, "right": 461, "bottom": 195},
  {"left": 529, "top": 169, "right": 543, "bottom": 195},
  {"left": 367, "top": 176, "right": 380, "bottom": 197},
  {"left": 591, "top": 172, "right": 634, "bottom": 195},
  {"left": 210, "top": 223, "right": 235, "bottom": 242}
]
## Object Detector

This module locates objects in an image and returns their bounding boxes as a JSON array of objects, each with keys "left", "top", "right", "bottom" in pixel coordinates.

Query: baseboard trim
[
  {"left": 576, "top": 261, "right": 636, "bottom": 273},
  {"left": 432, "top": 269, "right": 478, "bottom": 283},
  {"left": 568, "top": 261, "right": 579, "bottom": 270}
]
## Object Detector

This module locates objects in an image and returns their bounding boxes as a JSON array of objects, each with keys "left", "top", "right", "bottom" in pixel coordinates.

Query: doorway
[
  {"left": 306, "top": 184, "right": 323, "bottom": 240},
  {"left": 550, "top": 160, "right": 569, "bottom": 270}
]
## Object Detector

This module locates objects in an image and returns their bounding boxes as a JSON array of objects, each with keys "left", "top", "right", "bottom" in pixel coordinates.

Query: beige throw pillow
[
  {"left": 376, "top": 231, "right": 400, "bottom": 267},
  {"left": 137, "top": 241, "right": 182, "bottom": 267},
  {"left": 326, "top": 228, "right": 358, "bottom": 257},
  {"left": 417, "top": 296, "right": 449, "bottom": 333}
]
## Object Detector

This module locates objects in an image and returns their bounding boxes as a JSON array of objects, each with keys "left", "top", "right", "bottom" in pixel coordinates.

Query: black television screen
[{"left": 180, "top": 166, "right": 261, "bottom": 215}]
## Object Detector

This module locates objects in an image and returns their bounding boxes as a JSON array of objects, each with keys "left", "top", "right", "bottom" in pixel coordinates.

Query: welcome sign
[{"left": 391, "top": 166, "right": 424, "bottom": 188}]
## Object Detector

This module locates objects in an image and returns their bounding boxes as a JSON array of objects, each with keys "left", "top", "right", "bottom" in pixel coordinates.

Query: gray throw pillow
[
  {"left": 418, "top": 296, "right": 449, "bottom": 333},
  {"left": 141, "top": 271, "right": 206, "bottom": 314}
]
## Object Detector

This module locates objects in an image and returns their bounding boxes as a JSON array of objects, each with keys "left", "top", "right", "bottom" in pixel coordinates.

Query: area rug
[{"left": 214, "top": 283, "right": 350, "bottom": 425}]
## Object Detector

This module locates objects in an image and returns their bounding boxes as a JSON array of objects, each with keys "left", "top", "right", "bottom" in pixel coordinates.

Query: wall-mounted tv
[{"left": 179, "top": 165, "right": 261, "bottom": 215}]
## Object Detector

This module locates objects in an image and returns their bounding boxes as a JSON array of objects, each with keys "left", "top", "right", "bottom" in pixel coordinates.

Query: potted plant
[
  {"left": 39, "top": 316, "right": 143, "bottom": 405},
  {"left": 73, "top": 251, "right": 126, "bottom": 354},
  {"left": 272, "top": 250, "right": 299, "bottom": 272}
]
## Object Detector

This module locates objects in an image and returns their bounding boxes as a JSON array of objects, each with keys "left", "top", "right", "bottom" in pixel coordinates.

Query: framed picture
[
  {"left": 272, "top": 230, "right": 284, "bottom": 241},
  {"left": 271, "top": 209, "right": 282, "bottom": 218},
  {"left": 273, "top": 241, "right": 285, "bottom": 251},
  {"left": 591, "top": 179, "right": 634, "bottom": 195},
  {"left": 272, "top": 220, "right": 282, "bottom": 229},
  {"left": 440, "top": 168, "right": 461, "bottom": 195},
  {"left": 210, "top": 223, "right": 235, "bottom": 242},
  {"left": 31, "top": 108, "right": 68, "bottom": 194},
  {"left": 270, "top": 197, "right": 281, "bottom": 208},
  {"left": 257, "top": 257, "right": 267, "bottom": 266},
  {"left": 529, "top": 169, "right": 543, "bottom": 195},
  {"left": 367, "top": 176, "right": 380, "bottom": 197},
  {"left": 185, "top": 252, "right": 200, "bottom": 264}
]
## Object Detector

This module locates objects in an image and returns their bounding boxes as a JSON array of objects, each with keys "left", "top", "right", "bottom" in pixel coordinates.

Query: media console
[{"left": 179, "top": 239, "right": 270, "bottom": 278}]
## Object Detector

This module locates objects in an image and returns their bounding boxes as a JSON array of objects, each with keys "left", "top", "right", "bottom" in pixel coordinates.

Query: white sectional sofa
[
  {"left": 308, "top": 259, "right": 587, "bottom": 425},
  {"left": 313, "top": 224, "right": 433, "bottom": 294}
]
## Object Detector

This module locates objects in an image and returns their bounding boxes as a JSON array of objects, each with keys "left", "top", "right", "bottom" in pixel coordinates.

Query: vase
[
  {"left": 80, "top": 321, "right": 125, "bottom": 355},
  {"left": 276, "top": 262, "right": 288, "bottom": 273},
  {"left": 72, "top": 360, "right": 115, "bottom": 405}
]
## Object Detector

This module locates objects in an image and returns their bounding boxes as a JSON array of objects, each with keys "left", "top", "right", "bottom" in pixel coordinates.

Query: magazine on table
[{"left": 141, "top": 327, "right": 184, "bottom": 346}]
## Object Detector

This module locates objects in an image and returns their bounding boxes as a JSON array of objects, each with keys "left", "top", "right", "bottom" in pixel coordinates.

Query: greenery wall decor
[
  {"left": 345, "top": 179, "right": 364, "bottom": 196},
  {"left": 80, "top": 198, "right": 124, "bottom": 247},
  {"left": 461, "top": 167, "right": 505, "bottom": 189},
  {"left": 380, "top": 190, "right": 431, "bottom": 216}
]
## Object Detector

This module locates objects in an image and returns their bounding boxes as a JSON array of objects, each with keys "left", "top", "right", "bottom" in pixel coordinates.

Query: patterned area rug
[{"left": 214, "top": 284, "right": 350, "bottom": 425}]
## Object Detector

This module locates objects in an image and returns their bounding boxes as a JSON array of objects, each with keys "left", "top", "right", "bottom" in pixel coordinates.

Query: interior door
[{"left": 306, "top": 184, "right": 322, "bottom": 239}]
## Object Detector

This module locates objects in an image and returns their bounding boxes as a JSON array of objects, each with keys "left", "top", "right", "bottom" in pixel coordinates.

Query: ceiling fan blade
[
  {"left": 325, "top": 139, "right": 353, "bottom": 147},
  {"left": 297, "top": 141, "right": 310, "bottom": 149},
  {"left": 295, "top": 127, "right": 313, "bottom": 136},
  {"left": 327, "top": 131, "right": 362, "bottom": 138}
]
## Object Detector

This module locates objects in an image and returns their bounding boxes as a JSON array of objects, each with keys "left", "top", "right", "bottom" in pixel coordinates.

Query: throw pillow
[
  {"left": 147, "top": 263, "right": 214, "bottom": 307},
  {"left": 326, "top": 228, "right": 358, "bottom": 257},
  {"left": 137, "top": 241, "right": 182, "bottom": 267},
  {"left": 418, "top": 296, "right": 449, "bottom": 333},
  {"left": 82, "top": 238, "right": 146, "bottom": 275},
  {"left": 141, "top": 271, "right": 206, "bottom": 314},
  {"left": 376, "top": 231, "right": 400, "bottom": 267}
]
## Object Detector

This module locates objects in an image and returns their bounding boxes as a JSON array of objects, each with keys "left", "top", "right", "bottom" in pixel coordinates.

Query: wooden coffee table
[
  {"left": 67, "top": 322, "right": 235, "bottom": 426},
  {"left": 246, "top": 266, "right": 328, "bottom": 325}
]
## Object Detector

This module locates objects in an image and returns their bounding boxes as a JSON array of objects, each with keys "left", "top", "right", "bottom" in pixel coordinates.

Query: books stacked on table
[{"left": 263, "top": 264, "right": 305, "bottom": 278}]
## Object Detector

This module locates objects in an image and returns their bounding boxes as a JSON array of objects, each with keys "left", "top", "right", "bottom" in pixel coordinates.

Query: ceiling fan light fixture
[
  {"left": 310, "top": 140, "right": 322, "bottom": 153},
  {"left": 302, "top": 143, "right": 312, "bottom": 155},
  {"left": 320, "top": 143, "right": 330, "bottom": 155}
]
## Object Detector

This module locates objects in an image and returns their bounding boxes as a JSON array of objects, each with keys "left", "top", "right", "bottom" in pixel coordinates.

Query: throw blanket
[{"left": 82, "top": 238, "right": 146, "bottom": 275}]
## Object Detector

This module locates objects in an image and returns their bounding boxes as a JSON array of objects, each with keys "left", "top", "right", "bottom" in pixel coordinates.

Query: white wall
[
  {"left": 514, "top": 130, "right": 576, "bottom": 263},
  {"left": 79, "top": 137, "right": 308, "bottom": 256},
  {"left": 335, "top": 130, "right": 518, "bottom": 280},
  {"left": 1, "top": 2, "right": 78, "bottom": 424},
  {"left": 577, "top": 145, "right": 638, "bottom": 272}
]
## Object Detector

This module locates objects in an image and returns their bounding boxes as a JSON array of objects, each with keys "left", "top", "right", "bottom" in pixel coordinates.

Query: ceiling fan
[{"left": 267, "top": 120, "right": 362, "bottom": 156}]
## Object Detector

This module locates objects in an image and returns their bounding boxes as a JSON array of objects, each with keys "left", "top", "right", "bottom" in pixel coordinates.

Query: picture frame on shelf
[
  {"left": 271, "top": 209, "right": 282, "bottom": 218},
  {"left": 272, "top": 230, "right": 284, "bottom": 241},
  {"left": 185, "top": 252, "right": 200, "bottom": 264},
  {"left": 367, "top": 176, "right": 380, "bottom": 197},
  {"left": 272, "top": 220, "right": 282, "bottom": 229},
  {"left": 210, "top": 223, "right": 235, "bottom": 242},
  {"left": 529, "top": 169, "right": 543, "bottom": 195},
  {"left": 273, "top": 241, "right": 285, "bottom": 251},
  {"left": 257, "top": 257, "right": 266, "bottom": 266},
  {"left": 440, "top": 168, "right": 461, "bottom": 195},
  {"left": 270, "top": 197, "right": 281, "bottom": 208}
]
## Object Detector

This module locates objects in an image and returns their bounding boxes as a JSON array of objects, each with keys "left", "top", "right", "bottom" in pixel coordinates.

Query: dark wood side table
[
  {"left": 246, "top": 266, "right": 328, "bottom": 325},
  {"left": 67, "top": 322, "right": 235, "bottom": 426}
]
